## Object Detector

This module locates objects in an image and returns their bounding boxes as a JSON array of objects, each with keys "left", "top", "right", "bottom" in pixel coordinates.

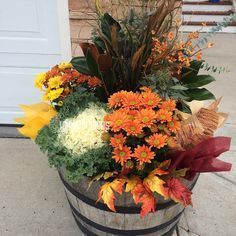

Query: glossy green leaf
[
  {"left": 183, "top": 88, "right": 216, "bottom": 101},
  {"left": 182, "top": 60, "right": 204, "bottom": 80},
  {"left": 71, "top": 57, "right": 91, "bottom": 75},
  {"left": 86, "top": 49, "right": 99, "bottom": 77},
  {"left": 182, "top": 75, "right": 216, "bottom": 88},
  {"left": 176, "top": 101, "right": 192, "bottom": 114}
]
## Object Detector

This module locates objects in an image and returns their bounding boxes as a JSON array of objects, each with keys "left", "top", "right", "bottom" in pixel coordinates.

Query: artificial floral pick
[
  {"left": 177, "top": 98, "right": 228, "bottom": 149},
  {"left": 15, "top": 103, "right": 57, "bottom": 140}
]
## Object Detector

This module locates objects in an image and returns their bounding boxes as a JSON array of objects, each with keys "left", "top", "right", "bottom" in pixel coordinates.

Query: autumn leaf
[
  {"left": 163, "top": 178, "right": 192, "bottom": 207},
  {"left": 88, "top": 171, "right": 117, "bottom": 189},
  {"left": 139, "top": 191, "right": 156, "bottom": 218},
  {"left": 125, "top": 175, "right": 140, "bottom": 193},
  {"left": 168, "top": 168, "right": 189, "bottom": 179},
  {"left": 143, "top": 174, "right": 166, "bottom": 198},
  {"left": 98, "top": 178, "right": 125, "bottom": 212},
  {"left": 15, "top": 103, "right": 57, "bottom": 140},
  {"left": 125, "top": 176, "right": 156, "bottom": 217}
]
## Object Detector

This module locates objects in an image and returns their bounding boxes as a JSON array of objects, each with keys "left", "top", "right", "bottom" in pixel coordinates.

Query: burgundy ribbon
[{"left": 169, "top": 137, "right": 232, "bottom": 180}]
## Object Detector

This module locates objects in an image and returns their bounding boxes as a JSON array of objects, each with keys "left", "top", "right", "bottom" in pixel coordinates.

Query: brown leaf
[
  {"left": 97, "top": 54, "right": 113, "bottom": 72},
  {"left": 111, "top": 25, "right": 118, "bottom": 52},
  {"left": 79, "top": 42, "right": 100, "bottom": 62},
  {"left": 131, "top": 45, "right": 146, "bottom": 71}
]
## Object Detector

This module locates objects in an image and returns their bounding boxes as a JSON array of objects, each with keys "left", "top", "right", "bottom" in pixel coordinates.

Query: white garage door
[{"left": 0, "top": 0, "right": 71, "bottom": 124}]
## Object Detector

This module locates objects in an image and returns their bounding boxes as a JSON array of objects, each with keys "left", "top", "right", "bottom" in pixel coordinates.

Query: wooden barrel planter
[{"left": 59, "top": 172, "right": 199, "bottom": 236}]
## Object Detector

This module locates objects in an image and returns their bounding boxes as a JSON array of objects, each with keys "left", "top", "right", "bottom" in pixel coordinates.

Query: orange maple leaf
[
  {"left": 98, "top": 178, "right": 124, "bottom": 212},
  {"left": 125, "top": 176, "right": 156, "bottom": 217},
  {"left": 163, "top": 178, "right": 192, "bottom": 207}
]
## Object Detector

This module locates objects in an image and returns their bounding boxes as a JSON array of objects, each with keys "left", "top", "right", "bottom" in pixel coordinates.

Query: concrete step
[
  {"left": 182, "top": 12, "right": 233, "bottom": 22},
  {"left": 180, "top": 24, "right": 236, "bottom": 33},
  {"left": 183, "top": 1, "right": 233, "bottom": 12}
]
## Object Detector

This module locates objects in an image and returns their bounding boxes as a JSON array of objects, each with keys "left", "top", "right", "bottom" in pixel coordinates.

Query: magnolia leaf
[
  {"left": 171, "top": 85, "right": 188, "bottom": 90},
  {"left": 71, "top": 57, "right": 91, "bottom": 75},
  {"left": 182, "top": 75, "right": 216, "bottom": 88},
  {"left": 183, "top": 88, "right": 216, "bottom": 101},
  {"left": 86, "top": 49, "right": 99, "bottom": 76},
  {"left": 182, "top": 60, "right": 205, "bottom": 80}
]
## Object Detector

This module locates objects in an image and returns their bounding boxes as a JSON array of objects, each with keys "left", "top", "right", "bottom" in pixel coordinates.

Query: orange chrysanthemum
[
  {"left": 133, "top": 145, "right": 155, "bottom": 165},
  {"left": 110, "top": 134, "right": 126, "bottom": 149},
  {"left": 141, "top": 92, "right": 161, "bottom": 108},
  {"left": 146, "top": 133, "right": 168, "bottom": 149},
  {"left": 156, "top": 109, "right": 172, "bottom": 123},
  {"left": 167, "top": 118, "right": 180, "bottom": 132},
  {"left": 122, "top": 92, "right": 140, "bottom": 109},
  {"left": 123, "top": 120, "right": 143, "bottom": 136},
  {"left": 159, "top": 100, "right": 176, "bottom": 112},
  {"left": 87, "top": 76, "right": 102, "bottom": 87},
  {"left": 127, "top": 109, "right": 138, "bottom": 120},
  {"left": 104, "top": 110, "right": 129, "bottom": 132},
  {"left": 112, "top": 146, "right": 132, "bottom": 166},
  {"left": 108, "top": 91, "right": 127, "bottom": 108},
  {"left": 137, "top": 109, "right": 156, "bottom": 127}
]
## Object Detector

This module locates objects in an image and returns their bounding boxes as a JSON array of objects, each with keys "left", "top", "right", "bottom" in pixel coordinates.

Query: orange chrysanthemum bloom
[
  {"left": 146, "top": 133, "right": 168, "bottom": 149},
  {"left": 127, "top": 109, "right": 138, "bottom": 120},
  {"left": 133, "top": 145, "right": 155, "bottom": 165},
  {"left": 137, "top": 109, "right": 156, "bottom": 127},
  {"left": 123, "top": 120, "right": 143, "bottom": 136},
  {"left": 159, "top": 100, "right": 176, "bottom": 112},
  {"left": 104, "top": 110, "right": 129, "bottom": 132},
  {"left": 87, "top": 76, "right": 102, "bottom": 87},
  {"left": 141, "top": 92, "right": 161, "bottom": 108},
  {"left": 112, "top": 146, "right": 132, "bottom": 166},
  {"left": 156, "top": 109, "right": 172, "bottom": 123},
  {"left": 122, "top": 92, "right": 140, "bottom": 109},
  {"left": 108, "top": 91, "right": 127, "bottom": 108},
  {"left": 110, "top": 134, "right": 126, "bottom": 149},
  {"left": 167, "top": 118, "right": 180, "bottom": 132}
]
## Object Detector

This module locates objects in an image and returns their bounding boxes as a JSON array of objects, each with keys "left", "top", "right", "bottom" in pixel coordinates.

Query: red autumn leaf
[{"left": 163, "top": 178, "right": 192, "bottom": 207}]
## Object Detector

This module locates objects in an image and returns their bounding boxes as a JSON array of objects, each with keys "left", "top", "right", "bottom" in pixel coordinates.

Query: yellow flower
[
  {"left": 58, "top": 62, "right": 73, "bottom": 70},
  {"left": 47, "top": 76, "right": 63, "bottom": 89},
  {"left": 34, "top": 73, "right": 47, "bottom": 90},
  {"left": 15, "top": 103, "right": 57, "bottom": 140},
  {"left": 47, "top": 88, "right": 64, "bottom": 101}
]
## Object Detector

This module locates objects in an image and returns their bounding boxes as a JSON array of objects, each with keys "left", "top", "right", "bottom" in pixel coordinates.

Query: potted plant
[{"left": 16, "top": 1, "right": 232, "bottom": 235}]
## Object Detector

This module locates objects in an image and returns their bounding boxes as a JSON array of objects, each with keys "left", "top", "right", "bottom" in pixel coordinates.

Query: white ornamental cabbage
[{"left": 58, "top": 103, "right": 107, "bottom": 156}]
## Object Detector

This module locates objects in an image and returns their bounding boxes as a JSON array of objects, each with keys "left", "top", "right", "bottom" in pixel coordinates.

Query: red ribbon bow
[{"left": 169, "top": 137, "right": 232, "bottom": 180}]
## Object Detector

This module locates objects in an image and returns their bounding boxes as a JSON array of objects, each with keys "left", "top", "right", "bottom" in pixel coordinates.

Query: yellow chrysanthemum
[
  {"left": 45, "top": 88, "right": 64, "bottom": 101},
  {"left": 47, "top": 76, "right": 63, "bottom": 89},
  {"left": 58, "top": 62, "right": 73, "bottom": 70},
  {"left": 15, "top": 103, "right": 57, "bottom": 140},
  {"left": 34, "top": 73, "right": 47, "bottom": 90}
]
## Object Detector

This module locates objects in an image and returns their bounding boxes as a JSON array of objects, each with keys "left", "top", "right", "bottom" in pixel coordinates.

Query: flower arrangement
[{"left": 16, "top": 0, "right": 233, "bottom": 218}]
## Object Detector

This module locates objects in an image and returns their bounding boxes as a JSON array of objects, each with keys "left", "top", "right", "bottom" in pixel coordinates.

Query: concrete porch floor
[{"left": 0, "top": 34, "right": 236, "bottom": 236}]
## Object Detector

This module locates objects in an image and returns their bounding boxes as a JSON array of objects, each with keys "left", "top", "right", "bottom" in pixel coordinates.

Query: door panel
[{"left": 0, "top": 0, "right": 71, "bottom": 124}]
